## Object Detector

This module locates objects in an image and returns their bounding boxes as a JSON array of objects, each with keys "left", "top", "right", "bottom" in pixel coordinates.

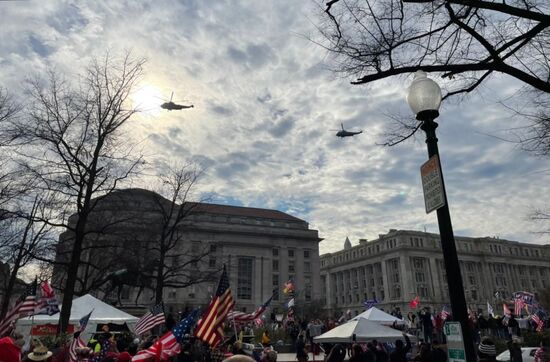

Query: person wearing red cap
[{"left": 0, "top": 336, "right": 22, "bottom": 362}]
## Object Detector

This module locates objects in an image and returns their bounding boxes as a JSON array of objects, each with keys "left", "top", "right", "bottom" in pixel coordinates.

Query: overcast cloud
[{"left": 0, "top": 1, "right": 548, "bottom": 254}]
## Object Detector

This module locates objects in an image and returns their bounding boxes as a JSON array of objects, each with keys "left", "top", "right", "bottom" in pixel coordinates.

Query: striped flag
[
  {"left": 195, "top": 266, "right": 235, "bottom": 347},
  {"left": 34, "top": 280, "right": 60, "bottom": 316},
  {"left": 531, "top": 313, "right": 544, "bottom": 332},
  {"left": 69, "top": 331, "right": 87, "bottom": 362},
  {"left": 228, "top": 295, "right": 273, "bottom": 324},
  {"left": 514, "top": 298, "right": 525, "bottom": 317},
  {"left": 503, "top": 303, "right": 512, "bottom": 317},
  {"left": 132, "top": 309, "right": 200, "bottom": 361},
  {"left": 134, "top": 303, "right": 166, "bottom": 336},
  {"left": 0, "top": 279, "right": 38, "bottom": 337}
]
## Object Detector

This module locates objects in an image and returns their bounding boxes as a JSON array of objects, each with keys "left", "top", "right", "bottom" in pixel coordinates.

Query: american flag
[
  {"left": 79, "top": 310, "right": 93, "bottom": 332},
  {"left": 514, "top": 298, "right": 525, "bottom": 317},
  {"left": 440, "top": 305, "right": 450, "bottom": 320},
  {"left": 134, "top": 302, "right": 166, "bottom": 335},
  {"left": 132, "top": 309, "right": 200, "bottom": 361},
  {"left": 0, "top": 279, "right": 38, "bottom": 337},
  {"left": 228, "top": 295, "right": 272, "bottom": 324},
  {"left": 531, "top": 313, "right": 544, "bottom": 332},
  {"left": 195, "top": 266, "right": 235, "bottom": 347},
  {"left": 34, "top": 280, "right": 60, "bottom": 316},
  {"left": 68, "top": 331, "right": 87, "bottom": 362}
]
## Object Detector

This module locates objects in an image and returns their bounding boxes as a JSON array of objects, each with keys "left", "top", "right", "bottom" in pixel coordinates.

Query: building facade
[
  {"left": 54, "top": 189, "right": 322, "bottom": 315},
  {"left": 320, "top": 229, "right": 550, "bottom": 317}
]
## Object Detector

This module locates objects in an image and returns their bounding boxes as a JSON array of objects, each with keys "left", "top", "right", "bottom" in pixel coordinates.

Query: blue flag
[
  {"left": 172, "top": 309, "right": 200, "bottom": 343},
  {"left": 363, "top": 298, "right": 379, "bottom": 310}
]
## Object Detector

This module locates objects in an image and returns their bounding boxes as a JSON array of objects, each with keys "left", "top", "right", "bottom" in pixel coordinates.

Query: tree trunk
[
  {"left": 155, "top": 247, "right": 165, "bottom": 305},
  {"left": 58, "top": 215, "right": 86, "bottom": 333},
  {"left": 0, "top": 263, "right": 21, "bottom": 319}
]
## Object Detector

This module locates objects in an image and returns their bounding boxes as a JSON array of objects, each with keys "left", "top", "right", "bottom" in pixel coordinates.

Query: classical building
[
  {"left": 53, "top": 188, "right": 322, "bottom": 314},
  {"left": 320, "top": 229, "right": 550, "bottom": 317}
]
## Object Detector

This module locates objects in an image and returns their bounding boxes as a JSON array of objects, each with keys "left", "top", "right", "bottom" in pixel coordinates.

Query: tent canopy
[
  {"left": 313, "top": 319, "right": 411, "bottom": 344},
  {"left": 351, "top": 307, "right": 405, "bottom": 325},
  {"left": 16, "top": 294, "right": 139, "bottom": 342}
]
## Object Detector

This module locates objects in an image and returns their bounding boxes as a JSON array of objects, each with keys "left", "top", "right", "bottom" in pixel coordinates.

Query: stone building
[
  {"left": 53, "top": 188, "right": 322, "bottom": 314},
  {"left": 320, "top": 229, "right": 550, "bottom": 317}
]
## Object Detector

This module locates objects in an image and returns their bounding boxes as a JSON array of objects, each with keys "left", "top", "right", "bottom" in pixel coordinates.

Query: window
[
  {"left": 289, "top": 260, "right": 295, "bottom": 273},
  {"left": 288, "top": 249, "right": 295, "bottom": 258},
  {"left": 237, "top": 258, "right": 253, "bottom": 300},
  {"left": 168, "top": 290, "right": 177, "bottom": 300},
  {"left": 415, "top": 272, "right": 426, "bottom": 283},
  {"left": 272, "top": 274, "right": 279, "bottom": 300},
  {"left": 304, "top": 250, "right": 310, "bottom": 258},
  {"left": 272, "top": 248, "right": 279, "bottom": 257},
  {"left": 272, "top": 260, "right": 279, "bottom": 271},
  {"left": 304, "top": 262, "right": 311, "bottom": 272},
  {"left": 210, "top": 244, "right": 217, "bottom": 253}
]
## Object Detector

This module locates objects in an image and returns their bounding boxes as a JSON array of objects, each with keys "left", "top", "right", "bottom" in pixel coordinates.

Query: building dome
[{"left": 344, "top": 237, "right": 352, "bottom": 250}]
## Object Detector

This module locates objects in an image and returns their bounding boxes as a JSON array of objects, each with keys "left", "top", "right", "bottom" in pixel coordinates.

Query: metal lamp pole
[{"left": 408, "top": 71, "right": 476, "bottom": 362}]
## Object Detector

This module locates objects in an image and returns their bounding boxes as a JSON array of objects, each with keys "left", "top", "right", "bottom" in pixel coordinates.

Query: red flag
[
  {"left": 503, "top": 303, "right": 512, "bottom": 317},
  {"left": 409, "top": 296, "right": 420, "bottom": 309}
]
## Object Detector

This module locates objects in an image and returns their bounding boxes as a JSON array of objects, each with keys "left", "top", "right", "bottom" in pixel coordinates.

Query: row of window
[{"left": 273, "top": 248, "right": 310, "bottom": 258}]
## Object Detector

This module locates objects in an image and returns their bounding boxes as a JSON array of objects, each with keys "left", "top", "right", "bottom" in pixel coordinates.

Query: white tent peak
[
  {"left": 314, "top": 319, "right": 412, "bottom": 343},
  {"left": 351, "top": 306, "right": 405, "bottom": 325}
]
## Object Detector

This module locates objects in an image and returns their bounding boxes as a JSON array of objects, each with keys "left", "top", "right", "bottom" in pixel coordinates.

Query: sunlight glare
[{"left": 131, "top": 85, "right": 165, "bottom": 115}]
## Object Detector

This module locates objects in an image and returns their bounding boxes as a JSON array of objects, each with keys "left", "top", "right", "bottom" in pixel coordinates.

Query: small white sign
[
  {"left": 444, "top": 322, "right": 466, "bottom": 362},
  {"left": 420, "top": 155, "right": 446, "bottom": 214}
]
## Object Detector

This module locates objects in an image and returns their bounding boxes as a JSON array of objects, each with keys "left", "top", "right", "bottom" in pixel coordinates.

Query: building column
[{"left": 429, "top": 257, "right": 443, "bottom": 303}]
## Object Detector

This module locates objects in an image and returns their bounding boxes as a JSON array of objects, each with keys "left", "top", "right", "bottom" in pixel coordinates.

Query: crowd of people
[{"left": 0, "top": 310, "right": 549, "bottom": 362}]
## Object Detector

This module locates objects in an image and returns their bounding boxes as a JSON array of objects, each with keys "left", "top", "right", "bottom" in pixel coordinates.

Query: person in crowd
[
  {"left": 325, "top": 344, "right": 346, "bottom": 362},
  {"left": 478, "top": 337, "right": 497, "bottom": 362},
  {"left": 372, "top": 340, "right": 389, "bottom": 362},
  {"left": 406, "top": 312, "right": 417, "bottom": 335},
  {"left": 430, "top": 341, "right": 447, "bottom": 362},
  {"left": 260, "top": 348, "right": 277, "bottom": 362},
  {"left": 508, "top": 315, "right": 520, "bottom": 338},
  {"left": 349, "top": 344, "right": 365, "bottom": 362},
  {"left": 420, "top": 308, "right": 433, "bottom": 344},
  {"left": 478, "top": 313, "right": 489, "bottom": 337},
  {"left": 412, "top": 343, "right": 431, "bottom": 362},
  {"left": 222, "top": 355, "right": 255, "bottom": 362},
  {"left": 261, "top": 330, "right": 270, "bottom": 347},
  {"left": 27, "top": 345, "right": 53, "bottom": 362},
  {"left": 231, "top": 342, "right": 246, "bottom": 356},
  {"left": 507, "top": 340, "right": 523, "bottom": 362},
  {"left": 389, "top": 333, "right": 411, "bottom": 362},
  {"left": 362, "top": 343, "right": 376, "bottom": 362},
  {"left": 296, "top": 334, "right": 308, "bottom": 362}
]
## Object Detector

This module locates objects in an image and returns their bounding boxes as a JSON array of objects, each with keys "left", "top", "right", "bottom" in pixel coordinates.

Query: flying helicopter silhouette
[
  {"left": 332, "top": 123, "right": 363, "bottom": 138},
  {"left": 160, "top": 92, "right": 194, "bottom": 111}
]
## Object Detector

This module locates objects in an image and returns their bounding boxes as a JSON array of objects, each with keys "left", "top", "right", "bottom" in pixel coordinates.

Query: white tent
[
  {"left": 351, "top": 307, "right": 405, "bottom": 326},
  {"left": 313, "top": 319, "right": 411, "bottom": 344},
  {"left": 16, "top": 294, "right": 139, "bottom": 342}
]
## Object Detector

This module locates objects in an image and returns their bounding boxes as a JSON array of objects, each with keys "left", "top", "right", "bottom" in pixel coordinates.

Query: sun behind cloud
[{"left": 130, "top": 84, "right": 166, "bottom": 115}]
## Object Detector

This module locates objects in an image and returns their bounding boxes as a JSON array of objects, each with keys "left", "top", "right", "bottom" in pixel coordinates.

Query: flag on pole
[
  {"left": 79, "top": 310, "right": 93, "bottom": 332},
  {"left": 34, "top": 280, "right": 60, "bottom": 316},
  {"left": 195, "top": 266, "right": 235, "bottom": 347},
  {"left": 0, "top": 279, "right": 38, "bottom": 337},
  {"left": 531, "top": 312, "right": 544, "bottom": 332},
  {"left": 514, "top": 298, "right": 525, "bottom": 317},
  {"left": 285, "top": 298, "right": 295, "bottom": 309},
  {"left": 132, "top": 309, "right": 200, "bottom": 361},
  {"left": 228, "top": 295, "right": 273, "bottom": 324},
  {"left": 409, "top": 296, "right": 420, "bottom": 309},
  {"left": 134, "top": 303, "right": 166, "bottom": 336},
  {"left": 363, "top": 299, "right": 379, "bottom": 310},
  {"left": 69, "top": 331, "right": 87, "bottom": 362},
  {"left": 487, "top": 302, "right": 494, "bottom": 317}
]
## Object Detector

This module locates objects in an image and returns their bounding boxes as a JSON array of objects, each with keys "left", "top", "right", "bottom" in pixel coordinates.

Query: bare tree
[
  {"left": 318, "top": 0, "right": 550, "bottom": 145},
  {"left": 11, "top": 53, "right": 146, "bottom": 332},
  {"left": 146, "top": 163, "right": 217, "bottom": 305},
  {"left": 0, "top": 195, "right": 56, "bottom": 318}
]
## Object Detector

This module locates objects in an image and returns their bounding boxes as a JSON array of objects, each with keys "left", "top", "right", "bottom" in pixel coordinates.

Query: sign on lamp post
[{"left": 421, "top": 154, "right": 445, "bottom": 214}]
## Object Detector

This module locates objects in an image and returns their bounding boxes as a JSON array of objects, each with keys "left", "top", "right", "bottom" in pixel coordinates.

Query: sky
[{"left": 0, "top": 0, "right": 548, "bottom": 254}]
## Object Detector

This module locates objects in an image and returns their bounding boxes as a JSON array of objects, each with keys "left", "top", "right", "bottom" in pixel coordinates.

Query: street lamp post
[{"left": 407, "top": 71, "right": 476, "bottom": 362}]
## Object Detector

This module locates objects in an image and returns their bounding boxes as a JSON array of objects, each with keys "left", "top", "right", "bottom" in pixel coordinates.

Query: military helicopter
[
  {"left": 161, "top": 92, "right": 194, "bottom": 111},
  {"left": 332, "top": 123, "right": 363, "bottom": 138}
]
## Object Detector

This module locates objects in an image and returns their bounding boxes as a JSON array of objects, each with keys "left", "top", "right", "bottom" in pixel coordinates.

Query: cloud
[{"left": 0, "top": 0, "right": 548, "bottom": 256}]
